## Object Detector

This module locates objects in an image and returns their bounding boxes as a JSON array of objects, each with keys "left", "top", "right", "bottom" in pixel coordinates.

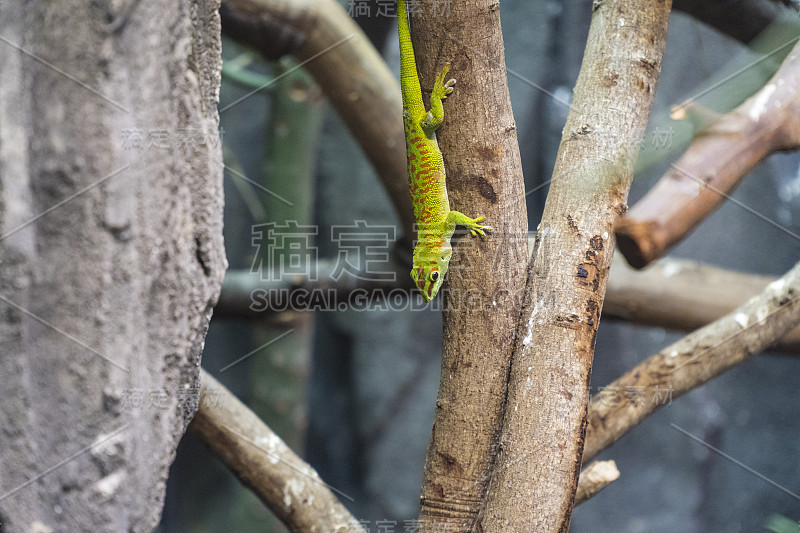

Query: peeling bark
[{"left": 574, "top": 460, "right": 619, "bottom": 505}]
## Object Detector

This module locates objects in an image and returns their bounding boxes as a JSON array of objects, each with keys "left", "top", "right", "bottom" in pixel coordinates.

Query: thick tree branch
[
  {"left": 220, "top": 0, "right": 414, "bottom": 238},
  {"left": 0, "top": 2, "right": 225, "bottom": 530},
  {"left": 190, "top": 369, "right": 364, "bottom": 533},
  {"left": 616, "top": 39, "right": 800, "bottom": 268},
  {"left": 584, "top": 260, "right": 800, "bottom": 462},
  {"left": 407, "top": 1, "right": 530, "bottom": 531},
  {"left": 476, "top": 1, "right": 672, "bottom": 531}
]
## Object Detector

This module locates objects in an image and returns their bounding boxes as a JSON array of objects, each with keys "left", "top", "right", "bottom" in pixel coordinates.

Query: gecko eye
[{"left": 430, "top": 271, "right": 439, "bottom": 282}]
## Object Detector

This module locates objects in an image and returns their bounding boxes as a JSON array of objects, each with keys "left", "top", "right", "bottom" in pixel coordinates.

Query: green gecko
[{"left": 398, "top": 0, "right": 491, "bottom": 302}]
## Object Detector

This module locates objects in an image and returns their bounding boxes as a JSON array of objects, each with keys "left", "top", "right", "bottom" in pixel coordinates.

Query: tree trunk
[
  {"left": 476, "top": 0, "right": 672, "bottom": 531},
  {"left": 0, "top": 2, "right": 225, "bottom": 531},
  {"left": 411, "top": 1, "right": 529, "bottom": 531}
]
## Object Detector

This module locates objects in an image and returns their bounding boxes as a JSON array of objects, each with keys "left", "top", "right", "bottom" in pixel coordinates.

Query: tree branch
[
  {"left": 190, "top": 365, "right": 616, "bottom": 533},
  {"left": 189, "top": 369, "right": 364, "bottom": 533},
  {"left": 574, "top": 461, "right": 620, "bottom": 505},
  {"left": 214, "top": 253, "right": 800, "bottom": 353},
  {"left": 616, "top": 39, "right": 800, "bottom": 268},
  {"left": 220, "top": 0, "right": 414, "bottom": 239},
  {"left": 214, "top": 259, "right": 413, "bottom": 318},
  {"left": 584, "top": 259, "right": 800, "bottom": 462},
  {"left": 604, "top": 257, "right": 800, "bottom": 352},
  {"left": 404, "top": 1, "right": 530, "bottom": 531},
  {"left": 476, "top": 1, "right": 672, "bottom": 531}
]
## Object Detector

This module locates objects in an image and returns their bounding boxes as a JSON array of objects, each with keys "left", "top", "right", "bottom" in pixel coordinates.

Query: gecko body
[{"left": 398, "top": 0, "right": 490, "bottom": 301}]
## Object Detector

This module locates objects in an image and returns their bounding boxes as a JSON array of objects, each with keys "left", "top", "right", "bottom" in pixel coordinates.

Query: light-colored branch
[
  {"left": 220, "top": 0, "right": 414, "bottom": 239},
  {"left": 584, "top": 259, "right": 800, "bottom": 462},
  {"left": 476, "top": 1, "right": 673, "bottom": 531},
  {"left": 190, "top": 369, "right": 364, "bottom": 533},
  {"left": 574, "top": 461, "right": 620, "bottom": 505},
  {"left": 616, "top": 39, "right": 800, "bottom": 268},
  {"left": 605, "top": 257, "right": 800, "bottom": 352}
]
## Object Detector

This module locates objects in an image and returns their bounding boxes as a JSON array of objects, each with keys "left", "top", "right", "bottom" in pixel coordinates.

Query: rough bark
[
  {"left": 476, "top": 1, "right": 672, "bottom": 532},
  {"left": 220, "top": 0, "right": 415, "bottom": 240},
  {"left": 616, "top": 39, "right": 800, "bottom": 268},
  {"left": 584, "top": 259, "right": 800, "bottom": 462},
  {"left": 190, "top": 370, "right": 364, "bottom": 533},
  {"left": 0, "top": 2, "right": 225, "bottom": 531},
  {"left": 405, "top": 1, "right": 529, "bottom": 531}
]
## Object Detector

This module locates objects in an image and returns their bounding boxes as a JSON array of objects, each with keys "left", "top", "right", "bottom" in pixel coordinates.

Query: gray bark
[{"left": 0, "top": 1, "right": 225, "bottom": 531}]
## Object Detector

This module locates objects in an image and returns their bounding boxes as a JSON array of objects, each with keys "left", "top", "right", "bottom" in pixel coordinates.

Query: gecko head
[{"left": 411, "top": 250, "right": 452, "bottom": 302}]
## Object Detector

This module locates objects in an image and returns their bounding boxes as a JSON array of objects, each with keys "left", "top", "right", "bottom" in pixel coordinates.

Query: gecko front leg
[{"left": 421, "top": 65, "right": 456, "bottom": 133}]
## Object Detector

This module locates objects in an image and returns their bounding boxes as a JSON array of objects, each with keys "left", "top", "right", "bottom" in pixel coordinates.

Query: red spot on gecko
[{"left": 416, "top": 267, "right": 426, "bottom": 290}]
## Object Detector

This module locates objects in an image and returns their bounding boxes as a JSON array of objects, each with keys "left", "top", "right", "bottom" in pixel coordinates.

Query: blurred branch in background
[
  {"left": 216, "top": 253, "right": 800, "bottom": 354},
  {"left": 765, "top": 513, "right": 800, "bottom": 533},
  {"left": 618, "top": 39, "right": 800, "bottom": 268},
  {"left": 635, "top": 15, "right": 800, "bottom": 175},
  {"left": 222, "top": 50, "right": 275, "bottom": 90},
  {"left": 191, "top": 370, "right": 365, "bottom": 533},
  {"left": 216, "top": 259, "right": 412, "bottom": 318},
  {"left": 673, "top": 0, "right": 797, "bottom": 43},
  {"left": 605, "top": 257, "right": 800, "bottom": 353},
  {"left": 247, "top": 57, "right": 325, "bottom": 531},
  {"left": 220, "top": 0, "right": 414, "bottom": 240},
  {"left": 584, "top": 259, "right": 800, "bottom": 462}
]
